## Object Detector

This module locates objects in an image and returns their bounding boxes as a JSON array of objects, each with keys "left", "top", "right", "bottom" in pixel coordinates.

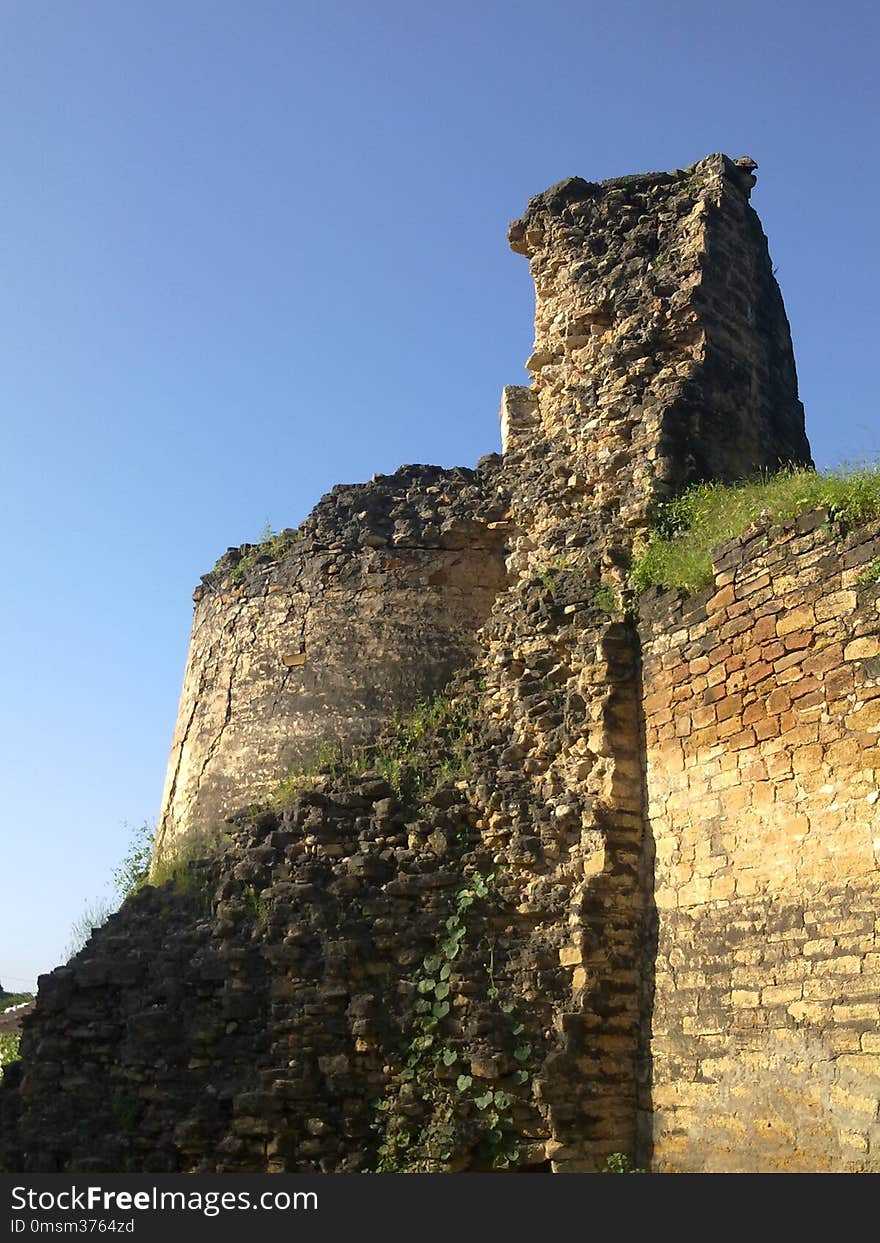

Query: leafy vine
[{"left": 371, "top": 873, "right": 537, "bottom": 1172}]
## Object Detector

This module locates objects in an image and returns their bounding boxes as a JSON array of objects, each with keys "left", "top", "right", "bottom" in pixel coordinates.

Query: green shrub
[
  {"left": 857, "top": 556, "right": 880, "bottom": 586},
  {"left": 592, "top": 582, "right": 622, "bottom": 614},
  {"left": 272, "top": 693, "right": 474, "bottom": 810},
  {"left": 0, "top": 1032, "right": 20, "bottom": 1082},
  {"left": 0, "top": 993, "right": 32, "bottom": 1013},
  {"left": 604, "top": 1151, "right": 646, "bottom": 1173},
  {"left": 241, "top": 884, "right": 270, "bottom": 923},
  {"left": 368, "top": 694, "right": 473, "bottom": 800},
  {"left": 111, "top": 820, "right": 155, "bottom": 900},
  {"left": 630, "top": 464, "right": 880, "bottom": 595}
]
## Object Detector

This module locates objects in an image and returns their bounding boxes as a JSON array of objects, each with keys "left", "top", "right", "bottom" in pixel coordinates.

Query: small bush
[
  {"left": 604, "top": 1151, "right": 646, "bottom": 1173},
  {"left": 857, "top": 556, "right": 880, "bottom": 586},
  {"left": 0, "top": 1032, "right": 20, "bottom": 1082},
  {"left": 593, "top": 582, "right": 622, "bottom": 614},
  {"left": 630, "top": 464, "right": 880, "bottom": 595},
  {"left": 241, "top": 885, "right": 270, "bottom": 923},
  {"left": 111, "top": 820, "right": 155, "bottom": 900},
  {"left": 369, "top": 694, "right": 473, "bottom": 800}
]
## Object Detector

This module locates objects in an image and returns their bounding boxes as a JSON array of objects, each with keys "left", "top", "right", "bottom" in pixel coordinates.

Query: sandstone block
[{"left": 777, "top": 605, "right": 815, "bottom": 637}]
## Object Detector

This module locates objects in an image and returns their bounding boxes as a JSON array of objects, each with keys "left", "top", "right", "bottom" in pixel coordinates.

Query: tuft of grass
[
  {"left": 270, "top": 740, "right": 352, "bottom": 808},
  {"left": 856, "top": 556, "right": 880, "bottom": 587},
  {"left": 241, "top": 885, "right": 271, "bottom": 923},
  {"left": 368, "top": 694, "right": 473, "bottom": 798},
  {"left": 630, "top": 464, "right": 880, "bottom": 595},
  {"left": 64, "top": 897, "right": 113, "bottom": 961},
  {"left": 538, "top": 556, "right": 570, "bottom": 595},
  {"left": 593, "top": 582, "right": 622, "bottom": 614},
  {"left": 222, "top": 524, "right": 302, "bottom": 584},
  {"left": 271, "top": 693, "right": 474, "bottom": 810},
  {"left": 148, "top": 830, "right": 226, "bottom": 913}
]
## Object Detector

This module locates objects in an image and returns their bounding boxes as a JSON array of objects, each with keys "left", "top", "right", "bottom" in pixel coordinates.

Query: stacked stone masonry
[
  {"left": 2, "top": 154, "right": 877, "bottom": 1174},
  {"left": 639, "top": 513, "right": 880, "bottom": 1171}
]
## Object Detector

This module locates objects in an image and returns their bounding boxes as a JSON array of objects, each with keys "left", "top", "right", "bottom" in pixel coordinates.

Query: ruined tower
[
  {"left": 156, "top": 153, "right": 810, "bottom": 857},
  {"left": 155, "top": 465, "right": 509, "bottom": 854}
]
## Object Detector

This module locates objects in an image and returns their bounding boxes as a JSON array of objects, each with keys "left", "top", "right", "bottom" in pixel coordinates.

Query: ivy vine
[{"left": 371, "top": 872, "right": 537, "bottom": 1172}]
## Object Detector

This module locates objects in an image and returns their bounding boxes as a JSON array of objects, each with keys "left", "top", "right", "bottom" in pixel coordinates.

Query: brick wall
[{"left": 639, "top": 511, "right": 880, "bottom": 1171}]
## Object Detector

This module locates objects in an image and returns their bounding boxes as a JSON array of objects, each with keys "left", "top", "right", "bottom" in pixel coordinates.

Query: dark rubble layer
[
  {"left": 206, "top": 456, "right": 509, "bottom": 591},
  {"left": 0, "top": 754, "right": 582, "bottom": 1174}
]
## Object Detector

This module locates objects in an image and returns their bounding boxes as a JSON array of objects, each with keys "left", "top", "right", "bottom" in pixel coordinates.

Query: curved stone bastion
[{"left": 155, "top": 461, "right": 510, "bottom": 856}]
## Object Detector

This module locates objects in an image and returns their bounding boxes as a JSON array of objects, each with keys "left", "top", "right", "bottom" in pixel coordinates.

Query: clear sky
[{"left": 1, "top": 0, "right": 877, "bottom": 991}]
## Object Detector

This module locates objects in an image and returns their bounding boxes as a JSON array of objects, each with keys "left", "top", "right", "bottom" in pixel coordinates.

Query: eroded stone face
[
  {"left": 155, "top": 462, "right": 510, "bottom": 856},
  {"left": 503, "top": 154, "right": 810, "bottom": 586}
]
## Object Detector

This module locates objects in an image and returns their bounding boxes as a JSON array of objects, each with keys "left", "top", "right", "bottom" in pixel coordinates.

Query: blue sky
[{"left": 1, "top": 0, "right": 877, "bottom": 990}]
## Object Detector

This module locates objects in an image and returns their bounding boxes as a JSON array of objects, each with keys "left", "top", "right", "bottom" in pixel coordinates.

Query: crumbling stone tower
[{"left": 502, "top": 153, "right": 809, "bottom": 579}]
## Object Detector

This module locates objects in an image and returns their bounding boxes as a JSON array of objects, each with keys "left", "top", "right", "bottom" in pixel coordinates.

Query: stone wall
[
  {"left": 7, "top": 511, "right": 879, "bottom": 1173},
  {"left": 441, "top": 151, "right": 817, "bottom": 1168},
  {"left": 639, "top": 512, "right": 880, "bottom": 1171},
  {"left": 2, "top": 775, "right": 498, "bottom": 1173},
  {"left": 156, "top": 463, "right": 509, "bottom": 855}
]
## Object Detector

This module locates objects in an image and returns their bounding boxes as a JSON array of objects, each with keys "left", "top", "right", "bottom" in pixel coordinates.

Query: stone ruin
[{"left": 2, "top": 155, "right": 878, "bottom": 1174}]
